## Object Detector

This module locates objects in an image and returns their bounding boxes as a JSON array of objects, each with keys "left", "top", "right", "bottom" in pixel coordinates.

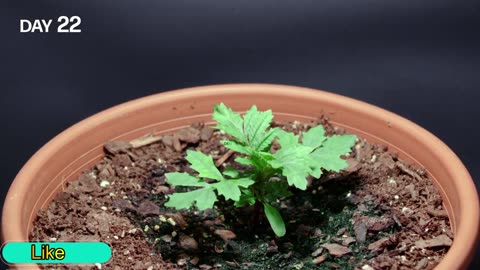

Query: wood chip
[
  {"left": 215, "top": 150, "right": 234, "bottom": 167},
  {"left": 104, "top": 141, "right": 132, "bottom": 154},
  {"left": 177, "top": 127, "right": 201, "bottom": 143},
  {"left": 354, "top": 222, "right": 367, "bottom": 243},
  {"left": 321, "top": 243, "right": 352, "bottom": 257},
  {"left": 415, "top": 234, "right": 452, "bottom": 249},
  {"left": 336, "top": 227, "right": 347, "bottom": 236},
  {"left": 378, "top": 153, "right": 396, "bottom": 170},
  {"left": 313, "top": 255, "right": 327, "bottom": 265},
  {"left": 415, "top": 258, "right": 429, "bottom": 269},
  {"left": 129, "top": 135, "right": 163, "bottom": 148},
  {"left": 165, "top": 213, "right": 187, "bottom": 229},
  {"left": 214, "top": 229, "right": 236, "bottom": 241},
  {"left": 200, "top": 126, "right": 213, "bottom": 141},
  {"left": 311, "top": 247, "right": 324, "bottom": 257},
  {"left": 345, "top": 159, "right": 360, "bottom": 173},
  {"left": 426, "top": 207, "right": 448, "bottom": 218},
  {"left": 173, "top": 134, "right": 182, "bottom": 152},
  {"left": 341, "top": 237, "right": 356, "bottom": 246},
  {"left": 368, "top": 237, "right": 392, "bottom": 252},
  {"left": 178, "top": 234, "right": 199, "bottom": 251},
  {"left": 396, "top": 161, "right": 423, "bottom": 181},
  {"left": 136, "top": 200, "right": 160, "bottom": 216}
]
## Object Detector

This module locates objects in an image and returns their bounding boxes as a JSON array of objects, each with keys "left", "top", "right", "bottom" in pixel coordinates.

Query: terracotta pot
[{"left": 2, "top": 84, "right": 479, "bottom": 269}]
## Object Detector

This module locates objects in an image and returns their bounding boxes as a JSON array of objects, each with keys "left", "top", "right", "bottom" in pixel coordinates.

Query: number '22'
[{"left": 57, "top": 16, "right": 81, "bottom": 33}]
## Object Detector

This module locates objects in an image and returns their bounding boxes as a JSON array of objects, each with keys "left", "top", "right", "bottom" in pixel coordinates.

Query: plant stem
[{"left": 252, "top": 200, "right": 262, "bottom": 226}]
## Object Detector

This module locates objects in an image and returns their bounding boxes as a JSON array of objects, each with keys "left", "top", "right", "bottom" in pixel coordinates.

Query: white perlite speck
[
  {"left": 89, "top": 171, "right": 97, "bottom": 179},
  {"left": 95, "top": 263, "right": 102, "bottom": 269},
  {"left": 159, "top": 215, "right": 167, "bottom": 222},
  {"left": 361, "top": 265, "right": 374, "bottom": 270},
  {"left": 402, "top": 207, "right": 413, "bottom": 215},
  {"left": 167, "top": 217, "right": 176, "bottom": 226},
  {"left": 99, "top": 180, "right": 110, "bottom": 187}
]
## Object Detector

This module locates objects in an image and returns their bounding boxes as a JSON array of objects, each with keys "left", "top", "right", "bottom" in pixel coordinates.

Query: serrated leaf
[
  {"left": 165, "top": 172, "right": 208, "bottom": 187},
  {"left": 302, "top": 125, "right": 326, "bottom": 149},
  {"left": 214, "top": 181, "right": 242, "bottom": 201},
  {"left": 235, "top": 157, "right": 254, "bottom": 166},
  {"left": 309, "top": 164, "right": 323, "bottom": 179},
  {"left": 259, "top": 151, "right": 275, "bottom": 161},
  {"left": 270, "top": 145, "right": 313, "bottom": 190},
  {"left": 223, "top": 167, "right": 239, "bottom": 178},
  {"left": 255, "top": 128, "right": 278, "bottom": 151},
  {"left": 165, "top": 187, "right": 217, "bottom": 210},
  {"left": 276, "top": 129, "right": 300, "bottom": 149},
  {"left": 263, "top": 203, "right": 286, "bottom": 237},
  {"left": 309, "top": 134, "right": 357, "bottom": 172},
  {"left": 243, "top": 105, "right": 274, "bottom": 149},
  {"left": 213, "top": 103, "right": 246, "bottom": 142},
  {"left": 186, "top": 150, "right": 224, "bottom": 181},
  {"left": 221, "top": 140, "right": 251, "bottom": 155},
  {"left": 249, "top": 152, "right": 273, "bottom": 172},
  {"left": 213, "top": 178, "right": 255, "bottom": 201},
  {"left": 235, "top": 189, "right": 256, "bottom": 207},
  {"left": 231, "top": 178, "right": 256, "bottom": 188},
  {"left": 264, "top": 180, "right": 293, "bottom": 202},
  {"left": 235, "top": 153, "right": 270, "bottom": 172}
]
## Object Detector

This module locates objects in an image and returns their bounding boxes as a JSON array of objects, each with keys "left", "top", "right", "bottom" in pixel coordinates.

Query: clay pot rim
[{"left": 2, "top": 83, "right": 479, "bottom": 269}]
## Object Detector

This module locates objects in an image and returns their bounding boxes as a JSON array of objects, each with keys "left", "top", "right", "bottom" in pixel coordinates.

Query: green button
[{"left": 1, "top": 242, "right": 112, "bottom": 264}]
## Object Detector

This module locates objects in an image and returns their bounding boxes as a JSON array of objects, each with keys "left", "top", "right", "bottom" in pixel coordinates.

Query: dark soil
[{"left": 30, "top": 118, "right": 453, "bottom": 270}]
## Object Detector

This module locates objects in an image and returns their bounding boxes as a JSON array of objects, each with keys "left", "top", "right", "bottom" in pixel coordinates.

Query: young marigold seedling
[{"left": 164, "top": 103, "right": 357, "bottom": 237}]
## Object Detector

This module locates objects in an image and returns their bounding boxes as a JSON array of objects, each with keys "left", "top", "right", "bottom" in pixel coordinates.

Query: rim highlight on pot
[{"left": 2, "top": 84, "right": 479, "bottom": 269}]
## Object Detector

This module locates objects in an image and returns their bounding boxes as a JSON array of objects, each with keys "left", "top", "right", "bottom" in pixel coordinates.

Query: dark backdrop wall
[{"left": 1, "top": 0, "right": 479, "bottom": 268}]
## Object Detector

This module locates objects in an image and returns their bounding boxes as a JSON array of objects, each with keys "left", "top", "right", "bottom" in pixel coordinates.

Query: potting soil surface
[{"left": 30, "top": 118, "right": 453, "bottom": 270}]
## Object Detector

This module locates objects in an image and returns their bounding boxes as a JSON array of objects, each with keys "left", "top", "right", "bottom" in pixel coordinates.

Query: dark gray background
[{"left": 1, "top": 0, "right": 479, "bottom": 268}]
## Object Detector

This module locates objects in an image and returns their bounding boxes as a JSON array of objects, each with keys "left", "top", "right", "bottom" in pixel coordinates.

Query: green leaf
[
  {"left": 214, "top": 181, "right": 242, "bottom": 201},
  {"left": 186, "top": 150, "right": 224, "bottom": 181},
  {"left": 213, "top": 103, "right": 246, "bottom": 142},
  {"left": 302, "top": 125, "right": 326, "bottom": 149},
  {"left": 308, "top": 164, "right": 323, "bottom": 179},
  {"left": 165, "top": 172, "right": 208, "bottom": 187},
  {"left": 221, "top": 140, "right": 251, "bottom": 155},
  {"left": 255, "top": 128, "right": 278, "bottom": 151},
  {"left": 263, "top": 203, "right": 286, "bottom": 237},
  {"left": 264, "top": 180, "right": 293, "bottom": 202},
  {"left": 310, "top": 134, "right": 356, "bottom": 172},
  {"left": 213, "top": 178, "right": 254, "bottom": 201},
  {"left": 223, "top": 167, "right": 239, "bottom": 178},
  {"left": 248, "top": 152, "right": 272, "bottom": 172},
  {"left": 231, "top": 178, "right": 256, "bottom": 188},
  {"left": 270, "top": 145, "right": 313, "bottom": 190},
  {"left": 243, "top": 105, "right": 274, "bottom": 149},
  {"left": 235, "top": 157, "right": 254, "bottom": 166},
  {"left": 165, "top": 187, "right": 217, "bottom": 210},
  {"left": 276, "top": 129, "right": 300, "bottom": 149},
  {"left": 235, "top": 189, "right": 256, "bottom": 207}
]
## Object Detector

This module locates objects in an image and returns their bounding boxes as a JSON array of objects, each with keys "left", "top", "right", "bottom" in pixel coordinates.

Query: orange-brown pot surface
[{"left": 2, "top": 84, "right": 479, "bottom": 269}]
